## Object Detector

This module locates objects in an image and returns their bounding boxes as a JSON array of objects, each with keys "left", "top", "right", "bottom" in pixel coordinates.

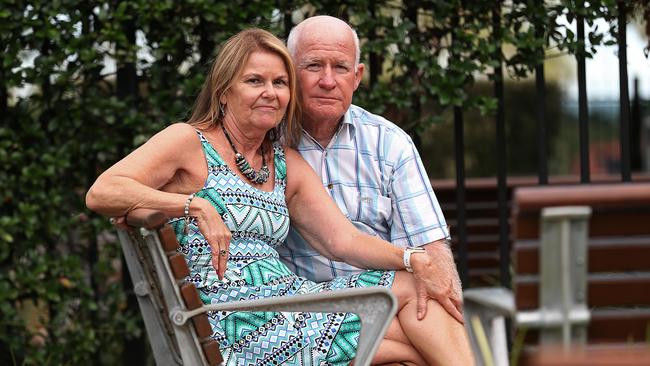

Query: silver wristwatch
[{"left": 403, "top": 247, "right": 427, "bottom": 272}]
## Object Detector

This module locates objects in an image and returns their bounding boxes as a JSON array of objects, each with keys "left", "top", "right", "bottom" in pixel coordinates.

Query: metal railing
[{"left": 453, "top": 1, "right": 641, "bottom": 289}]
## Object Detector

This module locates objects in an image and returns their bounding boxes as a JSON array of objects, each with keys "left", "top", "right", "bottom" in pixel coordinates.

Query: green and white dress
[{"left": 170, "top": 131, "right": 395, "bottom": 365}]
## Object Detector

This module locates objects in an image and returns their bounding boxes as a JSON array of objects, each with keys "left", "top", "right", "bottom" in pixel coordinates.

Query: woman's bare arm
[
  {"left": 86, "top": 123, "right": 231, "bottom": 278},
  {"left": 85, "top": 123, "right": 205, "bottom": 217},
  {"left": 284, "top": 147, "right": 404, "bottom": 269},
  {"left": 284, "top": 148, "right": 464, "bottom": 322}
]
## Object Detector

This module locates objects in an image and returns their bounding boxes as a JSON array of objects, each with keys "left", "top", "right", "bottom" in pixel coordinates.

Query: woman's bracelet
[{"left": 184, "top": 193, "right": 196, "bottom": 234}]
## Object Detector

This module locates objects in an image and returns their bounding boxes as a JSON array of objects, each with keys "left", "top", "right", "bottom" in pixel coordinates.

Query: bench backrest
[
  {"left": 511, "top": 182, "right": 650, "bottom": 343},
  {"left": 118, "top": 209, "right": 223, "bottom": 366}
]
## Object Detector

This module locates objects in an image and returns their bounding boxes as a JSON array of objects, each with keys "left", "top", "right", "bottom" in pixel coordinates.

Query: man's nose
[{"left": 318, "top": 67, "right": 336, "bottom": 89}]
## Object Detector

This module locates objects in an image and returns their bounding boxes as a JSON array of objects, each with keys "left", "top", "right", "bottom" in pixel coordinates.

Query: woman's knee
[
  {"left": 391, "top": 271, "right": 418, "bottom": 307},
  {"left": 383, "top": 316, "right": 412, "bottom": 345}
]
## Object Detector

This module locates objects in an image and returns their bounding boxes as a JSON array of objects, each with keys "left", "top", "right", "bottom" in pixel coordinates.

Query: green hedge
[{"left": 1, "top": 1, "right": 641, "bottom": 364}]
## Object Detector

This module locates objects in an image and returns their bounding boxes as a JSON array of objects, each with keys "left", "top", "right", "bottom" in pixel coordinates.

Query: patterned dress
[{"left": 170, "top": 131, "right": 395, "bottom": 365}]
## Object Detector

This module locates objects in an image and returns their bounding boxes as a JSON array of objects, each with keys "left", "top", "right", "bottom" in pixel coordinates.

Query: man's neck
[{"left": 303, "top": 116, "right": 343, "bottom": 148}]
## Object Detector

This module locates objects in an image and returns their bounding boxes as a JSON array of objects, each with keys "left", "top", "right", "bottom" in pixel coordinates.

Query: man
[{"left": 278, "top": 15, "right": 464, "bottom": 322}]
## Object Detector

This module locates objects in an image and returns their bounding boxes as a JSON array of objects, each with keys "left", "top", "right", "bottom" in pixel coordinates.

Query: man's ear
[{"left": 353, "top": 63, "right": 365, "bottom": 91}]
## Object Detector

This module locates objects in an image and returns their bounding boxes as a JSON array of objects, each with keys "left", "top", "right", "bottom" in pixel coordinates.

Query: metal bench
[
  {"left": 513, "top": 182, "right": 650, "bottom": 345},
  {"left": 117, "top": 208, "right": 397, "bottom": 366},
  {"left": 464, "top": 182, "right": 650, "bottom": 365}
]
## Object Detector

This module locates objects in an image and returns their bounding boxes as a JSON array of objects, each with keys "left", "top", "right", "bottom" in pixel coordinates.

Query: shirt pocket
[{"left": 338, "top": 186, "right": 392, "bottom": 237}]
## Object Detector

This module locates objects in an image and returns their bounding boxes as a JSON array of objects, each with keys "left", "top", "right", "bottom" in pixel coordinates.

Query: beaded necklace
[{"left": 221, "top": 124, "right": 270, "bottom": 184}]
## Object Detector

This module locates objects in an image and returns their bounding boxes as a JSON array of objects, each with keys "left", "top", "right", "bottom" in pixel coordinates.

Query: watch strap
[{"left": 403, "top": 247, "right": 426, "bottom": 273}]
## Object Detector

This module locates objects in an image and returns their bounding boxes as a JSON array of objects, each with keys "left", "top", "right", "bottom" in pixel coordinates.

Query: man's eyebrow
[
  {"left": 299, "top": 57, "right": 321, "bottom": 65},
  {"left": 335, "top": 60, "right": 353, "bottom": 66}
]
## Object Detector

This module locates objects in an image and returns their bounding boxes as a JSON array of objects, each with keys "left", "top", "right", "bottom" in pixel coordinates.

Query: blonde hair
[{"left": 187, "top": 28, "right": 300, "bottom": 147}]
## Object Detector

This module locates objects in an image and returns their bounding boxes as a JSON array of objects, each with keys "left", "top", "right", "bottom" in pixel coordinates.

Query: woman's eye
[
  {"left": 273, "top": 79, "right": 288, "bottom": 86},
  {"left": 246, "top": 78, "right": 261, "bottom": 84}
]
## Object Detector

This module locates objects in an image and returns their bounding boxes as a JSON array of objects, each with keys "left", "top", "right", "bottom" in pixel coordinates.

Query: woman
[{"left": 86, "top": 28, "right": 472, "bottom": 365}]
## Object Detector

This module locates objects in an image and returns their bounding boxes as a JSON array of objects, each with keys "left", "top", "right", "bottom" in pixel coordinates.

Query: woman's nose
[{"left": 262, "top": 82, "right": 276, "bottom": 98}]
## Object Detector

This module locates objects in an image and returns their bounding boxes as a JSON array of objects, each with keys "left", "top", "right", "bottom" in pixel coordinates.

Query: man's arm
[{"left": 384, "top": 127, "right": 463, "bottom": 321}]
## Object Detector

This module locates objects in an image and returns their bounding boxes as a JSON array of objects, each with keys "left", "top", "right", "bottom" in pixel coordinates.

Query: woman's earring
[{"left": 219, "top": 103, "right": 226, "bottom": 119}]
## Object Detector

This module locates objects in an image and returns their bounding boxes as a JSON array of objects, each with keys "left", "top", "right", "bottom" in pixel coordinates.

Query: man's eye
[
  {"left": 306, "top": 64, "right": 321, "bottom": 71},
  {"left": 335, "top": 65, "right": 350, "bottom": 73}
]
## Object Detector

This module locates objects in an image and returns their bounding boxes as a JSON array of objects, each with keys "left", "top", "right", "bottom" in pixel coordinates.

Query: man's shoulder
[{"left": 348, "top": 104, "right": 414, "bottom": 144}]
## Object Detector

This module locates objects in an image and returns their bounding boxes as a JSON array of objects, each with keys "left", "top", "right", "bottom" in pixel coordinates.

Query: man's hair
[
  {"left": 187, "top": 28, "right": 301, "bottom": 147},
  {"left": 287, "top": 16, "right": 361, "bottom": 68}
]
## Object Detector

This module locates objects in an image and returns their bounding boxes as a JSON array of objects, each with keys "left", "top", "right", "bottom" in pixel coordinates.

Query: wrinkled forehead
[{"left": 296, "top": 27, "right": 356, "bottom": 62}]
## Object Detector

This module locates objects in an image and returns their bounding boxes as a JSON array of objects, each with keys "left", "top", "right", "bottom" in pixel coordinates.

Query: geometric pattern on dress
[
  {"left": 326, "top": 313, "right": 362, "bottom": 365},
  {"left": 169, "top": 130, "right": 397, "bottom": 365}
]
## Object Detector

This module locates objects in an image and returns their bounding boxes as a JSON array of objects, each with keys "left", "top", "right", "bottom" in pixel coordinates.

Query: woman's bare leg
[
  {"left": 390, "top": 271, "right": 474, "bottom": 365},
  {"left": 371, "top": 318, "right": 427, "bottom": 365},
  {"left": 371, "top": 338, "right": 426, "bottom": 365}
]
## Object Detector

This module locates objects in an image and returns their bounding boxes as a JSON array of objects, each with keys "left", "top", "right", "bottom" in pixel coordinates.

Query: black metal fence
[{"left": 453, "top": 2, "right": 646, "bottom": 289}]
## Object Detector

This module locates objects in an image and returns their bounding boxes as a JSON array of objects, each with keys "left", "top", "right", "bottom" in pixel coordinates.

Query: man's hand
[{"left": 411, "top": 239, "right": 464, "bottom": 324}]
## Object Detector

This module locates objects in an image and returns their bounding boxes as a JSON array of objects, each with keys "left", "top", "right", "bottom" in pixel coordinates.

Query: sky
[{"left": 557, "top": 18, "right": 650, "bottom": 101}]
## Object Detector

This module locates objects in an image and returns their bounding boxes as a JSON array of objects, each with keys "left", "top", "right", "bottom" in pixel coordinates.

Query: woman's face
[{"left": 222, "top": 50, "right": 290, "bottom": 135}]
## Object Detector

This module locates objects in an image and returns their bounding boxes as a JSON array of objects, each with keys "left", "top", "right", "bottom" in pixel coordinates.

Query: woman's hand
[
  {"left": 193, "top": 197, "right": 232, "bottom": 279},
  {"left": 410, "top": 253, "right": 464, "bottom": 324}
]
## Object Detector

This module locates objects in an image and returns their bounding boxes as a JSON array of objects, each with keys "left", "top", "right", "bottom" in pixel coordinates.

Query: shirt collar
[
  {"left": 341, "top": 107, "right": 356, "bottom": 141},
  {"left": 301, "top": 107, "right": 356, "bottom": 149}
]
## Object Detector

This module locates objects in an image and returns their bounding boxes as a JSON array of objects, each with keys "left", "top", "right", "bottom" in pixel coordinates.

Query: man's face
[{"left": 294, "top": 28, "right": 364, "bottom": 125}]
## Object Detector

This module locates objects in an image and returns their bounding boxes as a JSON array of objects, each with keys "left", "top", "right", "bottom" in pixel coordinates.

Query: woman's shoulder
[
  {"left": 148, "top": 122, "right": 201, "bottom": 145},
  {"left": 281, "top": 145, "right": 301, "bottom": 163},
  {"left": 161, "top": 122, "right": 198, "bottom": 137},
  {"left": 282, "top": 145, "right": 316, "bottom": 183},
  {"left": 136, "top": 122, "right": 205, "bottom": 164}
]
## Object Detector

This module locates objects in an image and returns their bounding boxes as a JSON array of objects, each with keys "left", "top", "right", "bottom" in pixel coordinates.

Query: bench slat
[
  {"left": 169, "top": 253, "right": 191, "bottom": 280},
  {"left": 159, "top": 225, "right": 180, "bottom": 252},
  {"left": 514, "top": 211, "right": 650, "bottom": 240},
  {"left": 515, "top": 241, "right": 650, "bottom": 274},
  {"left": 522, "top": 309, "right": 650, "bottom": 343},
  {"left": 513, "top": 183, "right": 650, "bottom": 211},
  {"left": 515, "top": 274, "right": 650, "bottom": 309},
  {"left": 125, "top": 208, "right": 169, "bottom": 229},
  {"left": 181, "top": 282, "right": 203, "bottom": 310},
  {"left": 202, "top": 339, "right": 224, "bottom": 366},
  {"left": 589, "top": 309, "right": 650, "bottom": 342},
  {"left": 192, "top": 313, "right": 213, "bottom": 339}
]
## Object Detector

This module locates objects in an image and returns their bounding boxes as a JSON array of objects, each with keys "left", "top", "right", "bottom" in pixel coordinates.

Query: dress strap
[
  {"left": 272, "top": 142, "right": 287, "bottom": 184},
  {"left": 195, "top": 130, "right": 225, "bottom": 168}
]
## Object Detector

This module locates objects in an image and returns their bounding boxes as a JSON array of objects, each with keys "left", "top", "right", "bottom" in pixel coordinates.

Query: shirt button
[{"left": 327, "top": 183, "right": 333, "bottom": 190}]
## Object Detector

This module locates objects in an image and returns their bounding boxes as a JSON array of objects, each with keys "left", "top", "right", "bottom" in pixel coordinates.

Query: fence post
[
  {"left": 492, "top": 1, "right": 510, "bottom": 290},
  {"left": 576, "top": 13, "right": 591, "bottom": 183},
  {"left": 454, "top": 106, "right": 469, "bottom": 288},
  {"left": 618, "top": 0, "right": 632, "bottom": 182}
]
